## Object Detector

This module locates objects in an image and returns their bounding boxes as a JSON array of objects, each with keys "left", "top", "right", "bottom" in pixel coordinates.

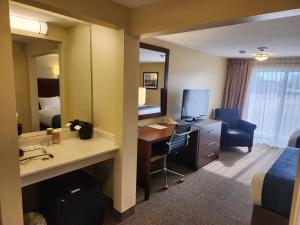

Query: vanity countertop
[{"left": 20, "top": 137, "right": 118, "bottom": 187}]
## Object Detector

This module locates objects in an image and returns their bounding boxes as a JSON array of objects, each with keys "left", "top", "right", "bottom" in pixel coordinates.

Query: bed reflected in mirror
[
  {"left": 11, "top": 6, "right": 92, "bottom": 134},
  {"left": 138, "top": 43, "right": 169, "bottom": 120}
]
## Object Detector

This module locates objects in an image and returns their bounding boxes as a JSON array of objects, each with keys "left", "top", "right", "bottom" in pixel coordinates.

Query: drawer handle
[
  {"left": 207, "top": 141, "right": 216, "bottom": 146},
  {"left": 207, "top": 153, "right": 215, "bottom": 158},
  {"left": 208, "top": 130, "right": 216, "bottom": 134},
  {"left": 70, "top": 188, "right": 81, "bottom": 194}
]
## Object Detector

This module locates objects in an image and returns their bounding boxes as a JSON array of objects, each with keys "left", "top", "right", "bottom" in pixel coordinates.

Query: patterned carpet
[{"left": 105, "top": 145, "right": 283, "bottom": 225}]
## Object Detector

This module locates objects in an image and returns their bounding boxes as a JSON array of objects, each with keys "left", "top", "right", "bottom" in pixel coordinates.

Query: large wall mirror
[
  {"left": 10, "top": 3, "right": 92, "bottom": 135},
  {"left": 138, "top": 43, "right": 169, "bottom": 120}
]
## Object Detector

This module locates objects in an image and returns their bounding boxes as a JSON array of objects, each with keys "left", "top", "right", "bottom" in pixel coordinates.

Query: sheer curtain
[{"left": 243, "top": 58, "right": 300, "bottom": 147}]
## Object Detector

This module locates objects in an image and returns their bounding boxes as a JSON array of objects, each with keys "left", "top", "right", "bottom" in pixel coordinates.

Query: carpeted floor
[{"left": 105, "top": 144, "right": 283, "bottom": 225}]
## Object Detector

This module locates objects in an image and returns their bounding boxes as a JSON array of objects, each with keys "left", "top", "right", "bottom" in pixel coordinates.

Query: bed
[
  {"left": 138, "top": 105, "right": 161, "bottom": 116},
  {"left": 250, "top": 147, "right": 299, "bottom": 225},
  {"left": 37, "top": 78, "right": 61, "bottom": 129}
]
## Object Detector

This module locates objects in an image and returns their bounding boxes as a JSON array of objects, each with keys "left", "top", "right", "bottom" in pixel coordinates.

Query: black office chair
[{"left": 151, "top": 123, "right": 192, "bottom": 189}]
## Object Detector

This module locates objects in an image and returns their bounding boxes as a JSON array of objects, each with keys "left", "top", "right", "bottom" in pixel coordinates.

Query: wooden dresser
[{"left": 172, "top": 119, "right": 222, "bottom": 170}]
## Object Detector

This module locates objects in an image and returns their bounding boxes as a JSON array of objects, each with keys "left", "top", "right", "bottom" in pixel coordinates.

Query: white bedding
[
  {"left": 138, "top": 105, "right": 161, "bottom": 116},
  {"left": 250, "top": 173, "right": 266, "bottom": 206},
  {"left": 39, "top": 108, "right": 60, "bottom": 127}
]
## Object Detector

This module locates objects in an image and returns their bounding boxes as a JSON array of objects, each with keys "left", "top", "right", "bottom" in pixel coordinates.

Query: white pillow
[{"left": 39, "top": 96, "right": 60, "bottom": 110}]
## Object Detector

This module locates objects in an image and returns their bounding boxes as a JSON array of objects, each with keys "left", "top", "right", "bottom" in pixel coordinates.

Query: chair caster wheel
[
  {"left": 164, "top": 185, "right": 169, "bottom": 189},
  {"left": 180, "top": 178, "right": 184, "bottom": 182}
]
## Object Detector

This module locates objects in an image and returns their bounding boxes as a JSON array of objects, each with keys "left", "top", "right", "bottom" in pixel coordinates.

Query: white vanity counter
[{"left": 20, "top": 137, "right": 118, "bottom": 187}]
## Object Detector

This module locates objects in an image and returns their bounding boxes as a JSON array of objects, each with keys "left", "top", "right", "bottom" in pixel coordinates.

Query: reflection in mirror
[
  {"left": 138, "top": 43, "right": 169, "bottom": 120},
  {"left": 10, "top": 3, "right": 92, "bottom": 135}
]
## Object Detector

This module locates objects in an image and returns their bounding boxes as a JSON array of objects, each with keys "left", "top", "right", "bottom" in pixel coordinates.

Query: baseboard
[
  {"left": 112, "top": 206, "right": 135, "bottom": 221},
  {"left": 102, "top": 195, "right": 135, "bottom": 221}
]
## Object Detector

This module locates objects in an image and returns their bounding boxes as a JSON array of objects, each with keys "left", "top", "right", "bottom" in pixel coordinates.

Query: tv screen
[{"left": 181, "top": 89, "right": 210, "bottom": 120}]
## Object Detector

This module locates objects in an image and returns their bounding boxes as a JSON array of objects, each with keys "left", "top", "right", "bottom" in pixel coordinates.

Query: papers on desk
[{"left": 147, "top": 124, "right": 168, "bottom": 130}]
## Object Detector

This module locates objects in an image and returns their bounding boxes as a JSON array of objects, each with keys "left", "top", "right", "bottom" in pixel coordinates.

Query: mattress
[
  {"left": 250, "top": 148, "right": 299, "bottom": 218},
  {"left": 39, "top": 108, "right": 60, "bottom": 127},
  {"left": 138, "top": 105, "right": 161, "bottom": 115},
  {"left": 250, "top": 173, "right": 266, "bottom": 206}
]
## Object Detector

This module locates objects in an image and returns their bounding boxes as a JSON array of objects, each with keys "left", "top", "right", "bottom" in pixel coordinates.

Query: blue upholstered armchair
[{"left": 214, "top": 109, "right": 257, "bottom": 152}]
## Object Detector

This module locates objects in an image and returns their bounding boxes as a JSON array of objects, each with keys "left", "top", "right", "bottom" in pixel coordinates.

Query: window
[{"left": 244, "top": 58, "right": 300, "bottom": 147}]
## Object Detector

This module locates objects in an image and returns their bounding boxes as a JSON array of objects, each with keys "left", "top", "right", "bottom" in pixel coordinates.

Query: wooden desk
[
  {"left": 137, "top": 120, "right": 221, "bottom": 200},
  {"left": 137, "top": 124, "right": 175, "bottom": 200}
]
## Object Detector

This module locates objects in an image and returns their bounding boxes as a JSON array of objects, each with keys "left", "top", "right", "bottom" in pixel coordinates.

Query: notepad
[{"left": 148, "top": 124, "right": 167, "bottom": 130}]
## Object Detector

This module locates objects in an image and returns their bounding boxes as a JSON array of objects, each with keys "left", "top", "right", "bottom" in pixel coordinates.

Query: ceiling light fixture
[
  {"left": 255, "top": 47, "right": 270, "bottom": 62},
  {"left": 10, "top": 15, "right": 48, "bottom": 35}
]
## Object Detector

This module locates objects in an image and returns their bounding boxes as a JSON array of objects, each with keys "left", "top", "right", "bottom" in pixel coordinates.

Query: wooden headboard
[{"left": 37, "top": 78, "right": 60, "bottom": 97}]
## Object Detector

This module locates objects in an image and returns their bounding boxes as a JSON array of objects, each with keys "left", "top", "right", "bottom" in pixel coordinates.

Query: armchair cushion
[{"left": 227, "top": 129, "right": 251, "bottom": 145}]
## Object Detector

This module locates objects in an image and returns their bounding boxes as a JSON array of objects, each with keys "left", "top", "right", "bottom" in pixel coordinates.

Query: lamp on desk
[{"left": 139, "top": 87, "right": 146, "bottom": 106}]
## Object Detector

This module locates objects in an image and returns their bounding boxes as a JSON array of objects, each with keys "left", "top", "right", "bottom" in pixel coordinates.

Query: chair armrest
[
  {"left": 239, "top": 120, "right": 257, "bottom": 133},
  {"left": 221, "top": 121, "right": 229, "bottom": 133},
  {"left": 174, "top": 129, "right": 193, "bottom": 136}
]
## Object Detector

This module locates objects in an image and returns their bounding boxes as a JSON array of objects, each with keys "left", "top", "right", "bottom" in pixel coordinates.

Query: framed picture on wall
[{"left": 143, "top": 72, "right": 159, "bottom": 89}]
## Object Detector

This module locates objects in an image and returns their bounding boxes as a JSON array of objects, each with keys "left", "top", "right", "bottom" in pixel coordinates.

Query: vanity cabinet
[{"left": 171, "top": 119, "right": 222, "bottom": 170}]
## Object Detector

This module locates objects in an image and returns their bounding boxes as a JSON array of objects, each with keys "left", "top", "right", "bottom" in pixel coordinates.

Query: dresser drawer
[
  {"left": 197, "top": 145, "right": 219, "bottom": 167},
  {"left": 199, "top": 122, "right": 221, "bottom": 145},
  {"left": 199, "top": 140, "right": 220, "bottom": 155}
]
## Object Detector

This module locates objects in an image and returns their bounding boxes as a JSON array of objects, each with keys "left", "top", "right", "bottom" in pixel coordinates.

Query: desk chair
[{"left": 151, "top": 123, "right": 192, "bottom": 189}]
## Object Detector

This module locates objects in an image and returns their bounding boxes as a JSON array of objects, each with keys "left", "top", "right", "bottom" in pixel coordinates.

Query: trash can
[{"left": 40, "top": 170, "right": 105, "bottom": 225}]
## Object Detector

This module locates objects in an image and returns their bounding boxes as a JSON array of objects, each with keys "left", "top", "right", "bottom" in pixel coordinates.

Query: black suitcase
[{"left": 39, "top": 170, "right": 105, "bottom": 225}]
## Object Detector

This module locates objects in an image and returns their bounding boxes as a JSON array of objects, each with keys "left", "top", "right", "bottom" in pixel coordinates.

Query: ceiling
[
  {"left": 9, "top": 2, "right": 78, "bottom": 28},
  {"left": 140, "top": 48, "right": 166, "bottom": 63},
  {"left": 157, "top": 15, "right": 300, "bottom": 58},
  {"left": 112, "top": 0, "right": 161, "bottom": 8}
]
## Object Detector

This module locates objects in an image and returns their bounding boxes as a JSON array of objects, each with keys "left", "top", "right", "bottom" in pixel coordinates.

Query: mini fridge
[{"left": 39, "top": 170, "right": 105, "bottom": 225}]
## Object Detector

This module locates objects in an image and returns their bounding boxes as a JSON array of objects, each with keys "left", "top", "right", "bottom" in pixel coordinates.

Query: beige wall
[
  {"left": 0, "top": 0, "right": 23, "bottom": 224},
  {"left": 139, "top": 63, "right": 165, "bottom": 106},
  {"left": 142, "top": 38, "right": 227, "bottom": 120},
  {"left": 35, "top": 53, "right": 59, "bottom": 79},
  {"left": 91, "top": 25, "right": 118, "bottom": 134},
  {"left": 14, "top": 0, "right": 129, "bottom": 29},
  {"left": 12, "top": 42, "right": 32, "bottom": 132},
  {"left": 68, "top": 24, "right": 92, "bottom": 122},
  {"left": 91, "top": 25, "right": 139, "bottom": 212}
]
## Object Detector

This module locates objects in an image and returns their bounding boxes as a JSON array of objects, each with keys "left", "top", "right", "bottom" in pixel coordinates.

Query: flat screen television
[{"left": 181, "top": 89, "right": 210, "bottom": 120}]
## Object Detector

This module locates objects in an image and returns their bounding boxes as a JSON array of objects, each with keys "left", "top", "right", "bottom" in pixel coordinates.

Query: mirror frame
[{"left": 139, "top": 42, "right": 169, "bottom": 120}]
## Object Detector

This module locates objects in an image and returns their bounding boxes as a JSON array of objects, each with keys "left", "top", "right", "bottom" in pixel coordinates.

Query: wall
[
  {"left": 12, "top": 42, "right": 32, "bottom": 132},
  {"left": 0, "top": 0, "right": 23, "bottom": 224},
  {"left": 141, "top": 38, "right": 227, "bottom": 120},
  {"left": 14, "top": 0, "right": 129, "bottom": 29},
  {"left": 139, "top": 63, "right": 165, "bottom": 105},
  {"left": 35, "top": 53, "right": 59, "bottom": 79},
  {"left": 68, "top": 24, "right": 92, "bottom": 122},
  {"left": 91, "top": 25, "right": 139, "bottom": 212}
]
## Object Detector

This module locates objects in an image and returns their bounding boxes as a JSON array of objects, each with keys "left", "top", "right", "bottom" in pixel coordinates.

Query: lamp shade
[{"left": 138, "top": 87, "right": 146, "bottom": 106}]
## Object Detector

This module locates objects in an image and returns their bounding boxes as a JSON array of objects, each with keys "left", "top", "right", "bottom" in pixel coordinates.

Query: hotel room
[{"left": 0, "top": 1, "right": 300, "bottom": 225}]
